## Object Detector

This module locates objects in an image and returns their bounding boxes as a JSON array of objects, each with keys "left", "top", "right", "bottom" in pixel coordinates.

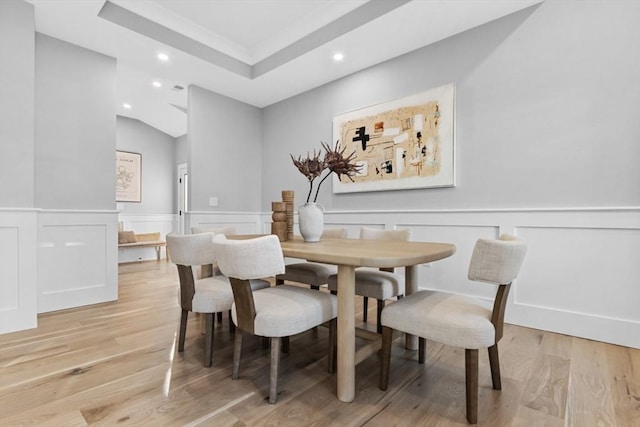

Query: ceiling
[{"left": 26, "top": 0, "right": 542, "bottom": 138}]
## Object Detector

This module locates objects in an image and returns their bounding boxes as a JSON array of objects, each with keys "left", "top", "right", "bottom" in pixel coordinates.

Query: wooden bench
[{"left": 118, "top": 232, "right": 168, "bottom": 261}]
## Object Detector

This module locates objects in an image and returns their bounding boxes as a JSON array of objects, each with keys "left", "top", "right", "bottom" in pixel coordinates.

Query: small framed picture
[{"left": 116, "top": 150, "right": 142, "bottom": 202}]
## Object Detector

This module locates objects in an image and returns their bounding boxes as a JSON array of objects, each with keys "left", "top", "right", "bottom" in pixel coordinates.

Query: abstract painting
[{"left": 332, "top": 83, "right": 455, "bottom": 193}]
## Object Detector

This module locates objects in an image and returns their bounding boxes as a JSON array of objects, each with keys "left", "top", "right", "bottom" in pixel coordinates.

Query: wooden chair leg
[
  {"left": 328, "top": 318, "right": 337, "bottom": 374},
  {"left": 465, "top": 349, "right": 479, "bottom": 424},
  {"left": 376, "top": 299, "right": 385, "bottom": 334},
  {"left": 311, "top": 285, "right": 320, "bottom": 290},
  {"left": 178, "top": 309, "right": 188, "bottom": 352},
  {"left": 363, "top": 296, "right": 369, "bottom": 322},
  {"left": 488, "top": 343, "right": 501, "bottom": 390},
  {"left": 282, "top": 336, "right": 290, "bottom": 354},
  {"left": 379, "top": 326, "right": 393, "bottom": 390},
  {"left": 232, "top": 331, "right": 243, "bottom": 379},
  {"left": 419, "top": 337, "right": 426, "bottom": 364},
  {"left": 275, "top": 278, "right": 284, "bottom": 285},
  {"left": 269, "top": 337, "right": 281, "bottom": 404},
  {"left": 204, "top": 313, "right": 215, "bottom": 367},
  {"left": 228, "top": 310, "right": 235, "bottom": 334}
]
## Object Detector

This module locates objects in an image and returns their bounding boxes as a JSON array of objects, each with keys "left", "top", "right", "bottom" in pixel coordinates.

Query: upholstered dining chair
[
  {"left": 275, "top": 227, "right": 348, "bottom": 289},
  {"left": 327, "top": 227, "right": 410, "bottom": 333},
  {"left": 166, "top": 232, "right": 269, "bottom": 367},
  {"left": 379, "top": 234, "right": 527, "bottom": 424},
  {"left": 212, "top": 234, "right": 338, "bottom": 404},
  {"left": 191, "top": 226, "right": 238, "bottom": 303}
]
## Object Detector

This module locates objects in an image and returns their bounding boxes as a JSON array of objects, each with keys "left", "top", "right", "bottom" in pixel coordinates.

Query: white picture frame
[{"left": 332, "top": 83, "right": 455, "bottom": 194}]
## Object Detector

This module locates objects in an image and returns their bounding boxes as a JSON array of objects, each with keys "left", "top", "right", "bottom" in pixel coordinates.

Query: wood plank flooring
[{"left": 1, "top": 261, "right": 638, "bottom": 426}]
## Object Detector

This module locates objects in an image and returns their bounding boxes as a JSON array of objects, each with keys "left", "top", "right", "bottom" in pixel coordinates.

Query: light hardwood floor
[{"left": 1, "top": 261, "right": 638, "bottom": 426}]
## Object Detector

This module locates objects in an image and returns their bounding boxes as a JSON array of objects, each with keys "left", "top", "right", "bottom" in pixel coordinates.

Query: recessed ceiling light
[
  {"left": 333, "top": 52, "right": 344, "bottom": 62},
  {"left": 157, "top": 53, "right": 169, "bottom": 61},
  {"left": 152, "top": 81, "right": 162, "bottom": 88},
  {"left": 123, "top": 103, "right": 132, "bottom": 109}
]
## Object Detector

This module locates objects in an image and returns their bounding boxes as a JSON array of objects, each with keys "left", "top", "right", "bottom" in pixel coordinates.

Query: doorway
[{"left": 177, "top": 163, "right": 188, "bottom": 234}]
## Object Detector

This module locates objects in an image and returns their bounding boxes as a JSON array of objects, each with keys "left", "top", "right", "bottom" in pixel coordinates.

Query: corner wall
[
  {"left": 0, "top": 0, "right": 37, "bottom": 333},
  {"left": 35, "top": 33, "right": 116, "bottom": 210},
  {"left": 187, "top": 85, "right": 263, "bottom": 213},
  {"left": 34, "top": 34, "right": 118, "bottom": 314},
  {"left": 0, "top": 0, "right": 35, "bottom": 209}
]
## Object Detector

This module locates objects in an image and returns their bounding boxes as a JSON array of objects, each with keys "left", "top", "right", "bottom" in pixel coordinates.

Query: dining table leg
[
  {"left": 337, "top": 264, "right": 356, "bottom": 402},
  {"left": 404, "top": 265, "right": 419, "bottom": 350}
]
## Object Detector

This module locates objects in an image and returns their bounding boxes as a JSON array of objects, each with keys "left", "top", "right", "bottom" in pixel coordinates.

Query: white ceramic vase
[{"left": 298, "top": 202, "right": 324, "bottom": 243}]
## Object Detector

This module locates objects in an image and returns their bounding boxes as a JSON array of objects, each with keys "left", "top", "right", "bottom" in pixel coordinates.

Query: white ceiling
[{"left": 26, "top": 0, "right": 541, "bottom": 138}]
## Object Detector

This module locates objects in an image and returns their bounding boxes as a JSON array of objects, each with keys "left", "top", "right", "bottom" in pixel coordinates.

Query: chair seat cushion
[
  {"left": 232, "top": 285, "right": 337, "bottom": 337},
  {"left": 276, "top": 262, "right": 336, "bottom": 287},
  {"left": 327, "top": 270, "right": 404, "bottom": 300},
  {"left": 381, "top": 290, "right": 495, "bottom": 349},
  {"left": 192, "top": 276, "right": 270, "bottom": 313}
]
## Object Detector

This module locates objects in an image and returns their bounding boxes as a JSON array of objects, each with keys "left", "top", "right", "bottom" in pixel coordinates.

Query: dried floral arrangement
[{"left": 291, "top": 141, "right": 361, "bottom": 203}]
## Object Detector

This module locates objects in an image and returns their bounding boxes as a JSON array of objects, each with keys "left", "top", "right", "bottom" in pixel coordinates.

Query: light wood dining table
[{"left": 279, "top": 237, "right": 456, "bottom": 402}]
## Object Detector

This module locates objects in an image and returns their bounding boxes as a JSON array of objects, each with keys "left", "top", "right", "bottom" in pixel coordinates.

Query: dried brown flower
[
  {"left": 290, "top": 149, "right": 327, "bottom": 202},
  {"left": 290, "top": 150, "right": 326, "bottom": 182},
  {"left": 292, "top": 140, "right": 361, "bottom": 203},
  {"left": 321, "top": 140, "right": 361, "bottom": 183}
]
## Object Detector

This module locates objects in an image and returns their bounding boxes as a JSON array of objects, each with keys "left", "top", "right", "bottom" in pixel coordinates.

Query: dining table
[{"left": 279, "top": 237, "right": 456, "bottom": 403}]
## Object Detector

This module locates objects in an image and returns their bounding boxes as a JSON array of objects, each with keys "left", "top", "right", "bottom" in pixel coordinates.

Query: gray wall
[
  {"left": 0, "top": 0, "right": 34, "bottom": 208},
  {"left": 116, "top": 116, "right": 175, "bottom": 214},
  {"left": 188, "top": 85, "right": 262, "bottom": 212},
  {"left": 174, "top": 134, "right": 188, "bottom": 167},
  {"left": 261, "top": 0, "right": 640, "bottom": 211},
  {"left": 34, "top": 34, "right": 116, "bottom": 210}
]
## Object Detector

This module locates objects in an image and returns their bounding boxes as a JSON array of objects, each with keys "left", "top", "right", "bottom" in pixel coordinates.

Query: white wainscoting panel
[
  {"left": 118, "top": 213, "right": 175, "bottom": 263},
  {"left": 38, "top": 210, "right": 118, "bottom": 313},
  {"left": 0, "top": 209, "right": 38, "bottom": 334},
  {"left": 0, "top": 227, "right": 19, "bottom": 309},
  {"left": 188, "top": 211, "right": 263, "bottom": 235},
  {"left": 511, "top": 225, "right": 640, "bottom": 349}
]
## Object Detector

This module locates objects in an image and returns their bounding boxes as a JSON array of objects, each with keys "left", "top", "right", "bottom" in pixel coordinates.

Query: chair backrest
[
  {"left": 321, "top": 228, "right": 348, "bottom": 239},
  {"left": 468, "top": 234, "right": 527, "bottom": 285},
  {"left": 359, "top": 227, "right": 410, "bottom": 273},
  {"left": 191, "top": 226, "right": 237, "bottom": 236},
  {"left": 359, "top": 227, "right": 411, "bottom": 241},
  {"left": 166, "top": 232, "right": 216, "bottom": 266},
  {"left": 213, "top": 234, "right": 285, "bottom": 280},
  {"left": 213, "top": 234, "right": 285, "bottom": 333},
  {"left": 166, "top": 232, "right": 217, "bottom": 311}
]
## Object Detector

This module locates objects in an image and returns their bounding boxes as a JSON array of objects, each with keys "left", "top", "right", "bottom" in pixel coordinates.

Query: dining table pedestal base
[{"left": 337, "top": 265, "right": 356, "bottom": 402}]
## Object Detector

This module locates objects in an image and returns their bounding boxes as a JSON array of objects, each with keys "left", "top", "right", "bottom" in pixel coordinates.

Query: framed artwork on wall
[
  {"left": 116, "top": 150, "right": 142, "bottom": 202},
  {"left": 332, "top": 83, "right": 455, "bottom": 194}
]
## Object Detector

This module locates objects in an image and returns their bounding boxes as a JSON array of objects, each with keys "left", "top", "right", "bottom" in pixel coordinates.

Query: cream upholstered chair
[
  {"left": 379, "top": 234, "right": 527, "bottom": 424},
  {"left": 275, "top": 228, "right": 347, "bottom": 289},
  {"left": 212, "top": 234, "right": 338, "bottom": 404},
  {"left": 166, "top": 232, "right": 269, "bottom": 367},
  {"left": 191, "top": 226, "right": 238, "bottom": 311},
  {"left": 328, "top": 227, "right": 410, "bottom": 333}
]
